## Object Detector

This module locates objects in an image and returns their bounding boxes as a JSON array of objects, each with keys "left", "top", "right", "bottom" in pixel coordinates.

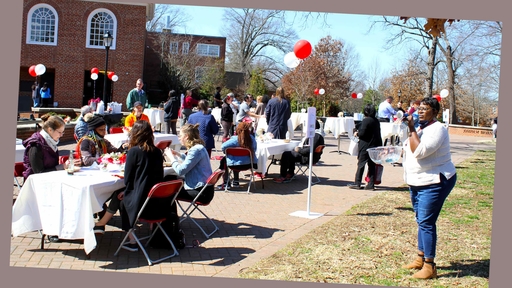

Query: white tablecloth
[
  {"left": 11, "top": 166, "right": 177, "bottom": 255},
  {"left": 290, "top": 113, "right": 308, "bottom": 131},
  {"left": 143, "top": 108, "right": 164, "bottom": 128},
  {"left": 380, "top": 123, "right": 408, "bottom": 144},
  {"left": 255, "top": 140, "right": 300, "bottom": 175},
  {"left": 11, "top": 168, "right": 125, "bottom": 254},
  {"left": 15, "top": 144, "right": 25, "bottom": 163},
  {"left": 324, "top": 117, "right": 355, "bottom": 139},
  {"left": 104, "top": 132, "right": 181, "bottom": 151},
  {"left": 254, "top": 118, "right": 295, "bottom": 140}
]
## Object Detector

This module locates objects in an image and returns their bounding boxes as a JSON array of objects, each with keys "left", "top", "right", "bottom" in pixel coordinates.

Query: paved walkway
[{"left": 10, "top": 130, "right": 495, "bottom": 277}]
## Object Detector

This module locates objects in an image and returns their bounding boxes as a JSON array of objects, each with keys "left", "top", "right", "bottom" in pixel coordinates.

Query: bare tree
[
  {"left": 146, "top": 4, "right": 188, "bottom": 32},
  {"left": 221, "top": 8, "right": 299, "bottom": 76},
  {"left": 151, "top": 32, "right": 223, "bottom": 94},
  {"left": 369, "top": 17, "right": 439, "bottom": 98}
]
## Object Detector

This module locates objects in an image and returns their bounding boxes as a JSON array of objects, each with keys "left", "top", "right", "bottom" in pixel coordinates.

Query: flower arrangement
[
  {"left": 256, "top": 128, "right": 274, "bottom": 142},
  {"left": 99, "top": 152, "right": 126, "bottom": 171}
]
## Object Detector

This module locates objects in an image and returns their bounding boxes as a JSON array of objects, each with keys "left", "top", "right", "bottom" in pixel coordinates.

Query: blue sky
[{"left": 167, "top": 4, "right": 406, "bottom": 75}]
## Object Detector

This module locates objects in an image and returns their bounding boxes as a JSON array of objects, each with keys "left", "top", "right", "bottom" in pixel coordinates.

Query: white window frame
[
  {"left": 170, "top": 41, "right": 179, "bottom": 54},
  {"left": 86, "top": 8, "right": 117, "bottom": 50},
  {"left": 26, "top": 4, "right": 59, "bottom": 46},
  {"left": 196, "top": 43, "right": 220, "bottom": 57},
  {"left": 182, "top": 42, "right": 190, "bottom": 54},
  {"left": 195, "top": 66, "right": 208, "bottom": 82}
]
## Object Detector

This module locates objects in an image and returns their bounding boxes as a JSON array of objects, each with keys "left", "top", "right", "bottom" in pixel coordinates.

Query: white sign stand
[{"left": 289, "top": 107, "right": 324, "bottom": 219}]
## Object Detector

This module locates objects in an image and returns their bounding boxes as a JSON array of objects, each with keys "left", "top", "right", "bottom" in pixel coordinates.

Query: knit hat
[
  {"left": 86, "top": 115, "right": 106, "bottom": 130},
  {"left": 133, "top": 101, "right": 142, "bottom": 107}
]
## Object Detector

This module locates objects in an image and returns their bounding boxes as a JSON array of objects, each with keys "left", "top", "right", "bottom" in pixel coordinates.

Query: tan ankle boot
[
  {"left": 402, "top": 254, "right": 424, "bottom": 269},
  {"left": 412, "top": 261, "right": 437, "bottom": 279}
]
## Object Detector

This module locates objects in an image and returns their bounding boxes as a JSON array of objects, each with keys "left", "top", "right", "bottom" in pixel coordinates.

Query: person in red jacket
[{"left": 181, "top": 90, "right": 199, "bottom": 125}]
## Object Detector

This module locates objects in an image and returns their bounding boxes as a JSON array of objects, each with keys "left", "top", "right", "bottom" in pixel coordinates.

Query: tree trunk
[
  {"left": 444, "top": 44, "right": 457, "bottom": 124},
  {"left": 426, "top": 37, "right": 438, "bottom": 98}
]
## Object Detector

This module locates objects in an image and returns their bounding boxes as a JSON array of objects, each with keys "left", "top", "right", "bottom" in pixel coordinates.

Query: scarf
[
  {"left": 419, "top": 118, "right": 437, "bottom": 130},
  {"left": 75, "top": 130, "right": 108, "bottom": 160},
  {"left": 40, "top": 129, "right": 59, "bottom": 152}
]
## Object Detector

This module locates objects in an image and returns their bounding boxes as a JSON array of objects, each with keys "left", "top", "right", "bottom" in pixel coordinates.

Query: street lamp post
[{"left": 102, "top": 31, "right": 113, "bottom": 105}]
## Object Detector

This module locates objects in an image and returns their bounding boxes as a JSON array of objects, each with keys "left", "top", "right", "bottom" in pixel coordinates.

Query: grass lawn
[{"left": 238, "top": 150, "right": 494, "bottom": 287}]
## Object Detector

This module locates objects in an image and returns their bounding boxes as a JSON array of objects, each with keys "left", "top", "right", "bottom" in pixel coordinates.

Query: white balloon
[
  {"left": 112, "top": 74, "right": 119, "bottom": 82},
  {"left": 91, "top": 73, "right": 98, "bottom": 80},
  {"left": 357, "top": 93, "right": 363, "bottom": 99},
  {"left": 440, "top": 89, "right": 449, "bottom": 98},
  {"left": 284, "top": 52, "right": 300, "bottom": 68},
  {"left": 319, "top": 88, "right": 325, "bottom": 95},
  {"left": 35, "top": 64, "right": 46, "bottom": 76}
]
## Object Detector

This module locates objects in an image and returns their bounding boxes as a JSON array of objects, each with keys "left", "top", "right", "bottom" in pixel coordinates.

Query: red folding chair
[
  {"left": 114, "top": 180, "right": 183, "bottom": 265},
  {"left": 14, "top": 162, "right": 25, "bottom": 190},
  {"left": 109, "top": 127, "right": 124, "bottom": 134},
  {"left": 155, "top": 140, "right": 173, "bottom": 151},
  {"left": 292, "top": 145, "right": 325, "bottom": 184},
  {"left": 176, "top": 170, "right": 224, "bottom": 238},
  {"left": 224, "top": 147, "right": 262, "bottom": 193}
]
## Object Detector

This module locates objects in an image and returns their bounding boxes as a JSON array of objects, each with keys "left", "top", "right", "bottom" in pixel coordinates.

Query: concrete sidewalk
[{"left": 10, "top": 131, "right": 495, "bottom": 277}]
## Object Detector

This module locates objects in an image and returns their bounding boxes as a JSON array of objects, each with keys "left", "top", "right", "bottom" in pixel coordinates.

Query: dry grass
[{"left": 238, "top": 150, "right": 494, "bottom": 287}]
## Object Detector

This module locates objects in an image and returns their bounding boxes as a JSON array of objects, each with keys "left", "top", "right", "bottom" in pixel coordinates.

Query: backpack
[{"left": 148, "top": 211, "right": 186, "bottom": 250}]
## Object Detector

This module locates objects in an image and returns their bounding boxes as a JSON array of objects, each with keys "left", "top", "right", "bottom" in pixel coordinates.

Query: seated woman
[
  {"left": 125, "top": 101, "right": 150, "bottom": 130},
  {"left": 165, "top": 123, "right": 214, "bottom": 210},
  {"left": 217, "top": 122, "right": 258, "bottom": 189},
  {"left": 22, "top": 114, "right": 80, "bottom": 243},
  {"left": 22, "top": 114, "right": 78, "bottom": 178},
  {"left": 75, "top": 114, "right": 127, "bottom": 166},
  {"left": 94, "top": 120, "right": 167, "bottom": 252},
  {"left": 273, "top": 119, "right": 324, "bottom": 183}
]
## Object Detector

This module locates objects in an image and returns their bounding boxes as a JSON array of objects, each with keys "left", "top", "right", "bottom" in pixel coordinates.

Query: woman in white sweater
[{"left": 401, "top": 97, "right": 457, "bottom": 279}]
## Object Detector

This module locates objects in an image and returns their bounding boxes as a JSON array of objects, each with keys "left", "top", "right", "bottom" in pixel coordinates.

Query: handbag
[
  {"left": 348, "top": 136, "right": 359, "bottom": 156},
  {"left": 365, "top": 164, "right": 384, "bottom": 185}
]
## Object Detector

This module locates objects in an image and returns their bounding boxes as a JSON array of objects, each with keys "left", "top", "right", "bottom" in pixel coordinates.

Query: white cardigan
[{"left": 403, "top": 121, "right": 456, "bottom": 186}]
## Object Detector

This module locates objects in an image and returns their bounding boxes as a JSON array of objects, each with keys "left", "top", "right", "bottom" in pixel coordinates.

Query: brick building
[
  {"left": 18, "top": 0, "right": 154, "bottom": 112},
  {"left": 143, "top": 31, "right": 227, "bottom": 104}
]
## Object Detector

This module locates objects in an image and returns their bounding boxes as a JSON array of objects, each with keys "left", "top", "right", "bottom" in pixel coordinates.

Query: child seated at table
[
  {"left": 76, "top": 114, "right": 128, "bottom": 166},
  {"left": 273, "top": 119, "right": 324, "bottom": 183},
  {"left": 216, "top": 122, "right": 258, "bottom": 190}
]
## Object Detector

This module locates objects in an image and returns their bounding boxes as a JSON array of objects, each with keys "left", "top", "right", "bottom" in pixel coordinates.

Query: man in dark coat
[{"left": 265, "top": 87, "right": 291, "bottom": 139}]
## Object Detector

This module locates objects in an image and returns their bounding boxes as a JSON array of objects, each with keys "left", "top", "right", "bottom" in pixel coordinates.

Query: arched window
[
  {"left": 26, "top": 4, "right": 58, "bottom": 45},
  {"left": 86, "top": 9, "right": 117, "bottom": 49}
]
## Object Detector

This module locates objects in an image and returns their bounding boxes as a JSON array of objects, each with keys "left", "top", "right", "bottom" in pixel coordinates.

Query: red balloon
[
  {"left": 434, "top": 94, "right": 441, "bottom": 102},
  {"left": 91, "top": 67, "right": 99, "bottom": 74},
  {"left": 108, "top": 71, "right": 115, "bottom": 80},
  {"left": 351, "top": 93, "right": 357, "bottom": 99},
  {"left": 314, "top": 88, "right": 319, "bottom": 95},
  {"left": 28, "top": 65, "right": 37, "bottom": 77},
  {"left": 294, "top": 40, "right": 312, "bottom": 59}
]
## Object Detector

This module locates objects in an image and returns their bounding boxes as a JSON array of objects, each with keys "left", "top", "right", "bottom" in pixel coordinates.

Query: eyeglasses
[
  {"left": 417, "top": 107, "right": 432, "bottom": 112},
  {"left": 54, "top": 129, "right": 65, "bottom": 135}
]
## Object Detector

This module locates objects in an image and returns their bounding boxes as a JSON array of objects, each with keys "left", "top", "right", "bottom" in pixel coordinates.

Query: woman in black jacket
[
  {"left": 220, "top": 94, "right": 234, "bottom": 142},
  {"left": 163, "top": 90, "right": 180, "bottom": 135},
  {"left": 94, "top": 120, "right": 166, "bottom": 252},
  {"left": 348, "top": 104, "right": 383, "bottom": 190}
]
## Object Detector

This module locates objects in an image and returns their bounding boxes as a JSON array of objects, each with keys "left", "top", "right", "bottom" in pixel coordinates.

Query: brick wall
[
  {"left": 448, "top": 124, "right": 493, "bottom": 138},
  {"left": 20, "top": 0, "right": 147, "bottom": 111}
]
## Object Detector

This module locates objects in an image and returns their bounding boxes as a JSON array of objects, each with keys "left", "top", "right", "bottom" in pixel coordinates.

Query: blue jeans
[{"left": 409, "top": 173, "right": 457, "bottom": 259}]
